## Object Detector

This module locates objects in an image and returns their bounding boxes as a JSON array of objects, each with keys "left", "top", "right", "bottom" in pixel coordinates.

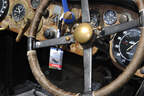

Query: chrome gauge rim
[
  {"left": 112, "top": 28, "right": 141, "bottom": 66},
  {"left": 12, "top": 3, "right": 26, "bottom": 22},
  {"left": 31, "top": 0, "right": 41, "bottom": 9},
  {"left": 103, "top": 10, "right": 117, "bottom": 25}
]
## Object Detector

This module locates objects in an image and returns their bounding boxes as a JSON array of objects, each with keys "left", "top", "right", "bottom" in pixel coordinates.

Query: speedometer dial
[
  {"left": 0, "top": 0, "right": 8, "bottom": 20},
  {"left": 103, "top": 10, "right": 117, "bottom": 25},
  {"left": 112, "top": 28, "right": 141, "bottom": 67}
]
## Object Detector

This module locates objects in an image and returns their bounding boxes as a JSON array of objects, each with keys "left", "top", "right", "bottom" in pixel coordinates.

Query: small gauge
[
  {"left": 0, "top": 0, "right": 8, "bottom": 20},
  {"left": 12, "top": 4, "right": 26, "bottom": 22},
  {"left": 52, "top": 5, "right": 62, "bottom": 23},
  {"left": 90, "top": 9, "right": 100, "bottom": 27},
  {"left": 103, "top": 10, "right": 117, "bottom": 25},
  {"left": 31, "top": 0, "right": 40, "bottom": 9},
  {"left": 112, "top": 28, "right": 141, "bottom": 67}
]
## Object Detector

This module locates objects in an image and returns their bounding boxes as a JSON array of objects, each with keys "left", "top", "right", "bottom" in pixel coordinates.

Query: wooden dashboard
[
  {"left": 0, "top": 1, "right": 138, "bottom": 39},
  {"left": 0, "top": 0, "right": 138, "bottom": 55}
]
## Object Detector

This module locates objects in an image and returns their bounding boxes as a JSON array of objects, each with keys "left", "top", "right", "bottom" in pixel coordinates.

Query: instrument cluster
[
  {"left": 0, "top": 1, "right": 143, "bottom": 77},
  {"left": 87, "top": 5, "right": 144, "bottom": 78}
]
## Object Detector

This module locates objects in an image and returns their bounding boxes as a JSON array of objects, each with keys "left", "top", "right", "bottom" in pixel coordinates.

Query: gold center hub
[{"left": 74, "top": 23, "right": 93, "bottom": 44}]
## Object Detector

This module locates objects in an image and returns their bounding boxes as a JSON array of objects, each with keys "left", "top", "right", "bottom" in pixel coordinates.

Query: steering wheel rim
[{"left": 27, "top": 0, "right": 144, "bottom": 96}]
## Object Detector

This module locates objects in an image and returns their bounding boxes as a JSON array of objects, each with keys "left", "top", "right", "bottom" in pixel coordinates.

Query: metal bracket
[
  {"left": 27, "top": 37, "right": 36, "bottom": 51},
  {"left": 35, "top": 35, "right": 74, "bottom": 49},
  {"left": 82, "top": 91, "right": 93, "bottom": 96}
]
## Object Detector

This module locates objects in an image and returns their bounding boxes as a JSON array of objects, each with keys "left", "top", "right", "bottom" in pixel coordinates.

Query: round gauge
[
  {"left": 112, "top": 28, "right": 141, "bottom": 67},
  {"left": 0, "top": 0, "right": 8, "bottom": 20},
  {"left": 12, "top": 4, "right": 26, "bottom": 22},
  {"left": 90, "top": 10, "right": 100, "bottom": 27},
  {"left": 103, "top": 10, "right": 117, "bottom": 25},
  {"left": 31, "top": 0, "right": 40, "bottom": 9}
]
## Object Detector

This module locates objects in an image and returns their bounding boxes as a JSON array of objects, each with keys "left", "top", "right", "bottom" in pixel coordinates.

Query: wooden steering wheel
[{"left": 27, "top": 0, "right": 144, "bottom": 96}]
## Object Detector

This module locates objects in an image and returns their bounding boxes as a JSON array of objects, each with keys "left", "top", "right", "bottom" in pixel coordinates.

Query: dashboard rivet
[
  {"left": 65, "top": 36, "right": 70, "bottom": 41},
  {"left": 97, "top": 26, "right": 102, "bottom": 30}
]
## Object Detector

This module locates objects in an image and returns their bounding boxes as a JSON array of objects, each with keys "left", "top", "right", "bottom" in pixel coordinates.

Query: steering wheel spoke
[
  {"left": 34, "top": 34, "right": 75, "bottom": 49},
  {"left": 81, "top": 0, "right": 90, "bottom": 23},
  {"left": 80, "top": 0, "right": 93, "bottom": 95},
  {"left": 83, "top": 47, "right": 92, "bottom": 93},
  {"left": 97, "top": 18, "right": 141, "bottom": 38}
]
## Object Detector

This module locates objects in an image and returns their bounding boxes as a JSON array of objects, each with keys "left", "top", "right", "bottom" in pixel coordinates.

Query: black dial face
[
  {"left": 0, "top": 0, "right": 8, "bottom": 20},
  {"left": 103, "top": 10, "right": 117, "bottom": 25},
  {"left": 90, "top": 10, "right": 100, "bottom": 27},
  {"left": 112, "top": 28, "right": 141, "bottom": 67},
  {"left": 12, "top": 4, "right": 25, "bottom": 22},
  {"left": 31, "top": 0, "right": 40, "bottom": 9}
]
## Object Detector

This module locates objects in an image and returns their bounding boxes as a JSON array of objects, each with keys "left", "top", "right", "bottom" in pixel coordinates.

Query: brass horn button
[{"left": 74, "top": 23, "right": 93, "bottom": 44}]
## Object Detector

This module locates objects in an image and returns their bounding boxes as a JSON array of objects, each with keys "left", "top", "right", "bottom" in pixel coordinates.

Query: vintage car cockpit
[{"left": 1, "top": 0, "right": 144, "bottom": 96}]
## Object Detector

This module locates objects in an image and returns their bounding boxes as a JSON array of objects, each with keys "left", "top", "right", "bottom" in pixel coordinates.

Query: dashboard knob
[
  {"left": 44, "top": 28, "right": 56, "bottom": 39},
  {"left": 43, "top": 10, "right": 49, "bottom": 18}
]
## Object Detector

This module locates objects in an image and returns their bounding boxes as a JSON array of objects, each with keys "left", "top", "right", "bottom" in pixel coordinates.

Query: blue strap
[
  {"left": 63, "top": 13, "right": 75, "bottom": 24},
  {"left": 62, "top": 0, "right": 69, "bottom": 13},
  {"left": 62, "top": 0, "right": 75, "bottom": 24}
]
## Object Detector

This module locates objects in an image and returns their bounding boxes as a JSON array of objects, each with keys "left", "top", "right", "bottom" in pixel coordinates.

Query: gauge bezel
[
  {"left": 109, "top": 28, "right": 144, "bottom": 78},
  {"left": 90, "top": 9, "right": 100, "bottom": 27},
  {"left": 0, "top": 0, "right": 8, "bottom": 21},
  {"left": 103, "top": 10, "right": 117, "bottom": 25},
  {"left": 111, "top": 28, "right": 141, "bottom": 67},
  {"left": 10, "top": 0, "right": 33, "bottom": 24},
  {"left": 12, "top": 3, "right": 26, "bottom": 22},
  {"left": 30, "top": 0, "right": 41, "bottom": 9}
]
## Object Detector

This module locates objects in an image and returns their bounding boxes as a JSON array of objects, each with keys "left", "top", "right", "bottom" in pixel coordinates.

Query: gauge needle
[
  {"left": 127, "top": 41, "right": 139, "bottom": 51},
  {"left": 18, "top": 8, "right": 21, "bottom": 13}
]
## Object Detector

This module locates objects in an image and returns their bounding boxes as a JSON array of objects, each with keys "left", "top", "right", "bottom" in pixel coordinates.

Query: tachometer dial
[
  {"left": 112, "top": 28, "right": 141, "bottom": 67},
  {"left": 12, "top": 4, "right": 25, "bottom": 22},
  {"left": 90, "top": 9, "right": 100, "bottom": 27},
  {"left": 0, "top": 0, "right": 8, "bottom": 20},
  {"left": 103, "top": 10, "right": 117, "bottom": 25},
  {"left": 31, "top": 0, "right": 40, "bottom": 9}
]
